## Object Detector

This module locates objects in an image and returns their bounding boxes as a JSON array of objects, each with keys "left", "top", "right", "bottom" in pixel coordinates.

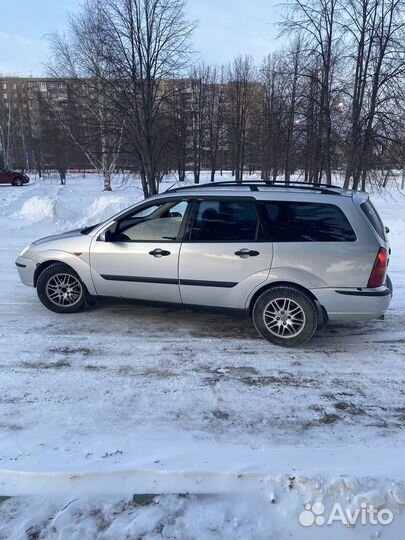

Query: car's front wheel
[
  {"left": 37, "top": 263, "right": 86, "bottom": 313},
  {"left": 252, "top": 286, "right": 318, "bottom": 347},
  {"left": 12, "top": 177, "right": 24, "bottom": 186}
]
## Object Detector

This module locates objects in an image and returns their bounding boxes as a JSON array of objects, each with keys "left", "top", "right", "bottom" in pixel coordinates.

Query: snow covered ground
[{"left": 0, "top": 172, "right": 404, "bottom": 539}]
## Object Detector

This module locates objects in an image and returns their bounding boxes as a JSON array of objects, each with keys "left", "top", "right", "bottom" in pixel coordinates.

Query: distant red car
[{"left": 0, "top": 168, "right": 29, "bottom": 186}]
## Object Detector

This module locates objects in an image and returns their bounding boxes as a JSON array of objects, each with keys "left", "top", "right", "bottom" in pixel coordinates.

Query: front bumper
[
  {"left": 313, "top": 286, "right": 392, "bottom": 321},
  {"left": 15, "top": 256, "right": 37, "bottom": 287}
]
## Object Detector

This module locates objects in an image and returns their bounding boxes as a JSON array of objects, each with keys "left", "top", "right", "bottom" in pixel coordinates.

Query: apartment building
[{"left": 0, "top": 77, "right": 86, "bottom": 171}]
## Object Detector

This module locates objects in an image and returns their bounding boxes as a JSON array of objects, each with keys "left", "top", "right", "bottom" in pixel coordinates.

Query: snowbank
[
  {"left": 75, "top": 195, "right": 130, "bottom": 227},
  {"left": 15, "top": 196, "right": 56, "bottom": 223},
  {"left": 0, "top": 476, "right": 404, "bottom": 540}
]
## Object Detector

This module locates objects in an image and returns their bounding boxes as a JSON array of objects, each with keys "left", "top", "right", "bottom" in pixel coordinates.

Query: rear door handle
[
  {"left": 234, "top": 249, "right": 260, "bottom": 258},
  {"left": 149, "top": 248, "right": 171, "bottom": 257}
]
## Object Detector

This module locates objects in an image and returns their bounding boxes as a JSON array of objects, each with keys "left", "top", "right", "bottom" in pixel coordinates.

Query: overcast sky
[{"left": 0, "top": 0, "right": 282, "bottom": 76}]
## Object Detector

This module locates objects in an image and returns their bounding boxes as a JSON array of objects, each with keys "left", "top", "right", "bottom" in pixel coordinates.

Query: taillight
[{"left": 367, "top": 248, "right": 388, "bottom": 288}]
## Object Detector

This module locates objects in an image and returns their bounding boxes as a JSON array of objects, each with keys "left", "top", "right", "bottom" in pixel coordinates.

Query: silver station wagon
[{"left": 16, "top": 180, "right": 392, "bottom": 346}]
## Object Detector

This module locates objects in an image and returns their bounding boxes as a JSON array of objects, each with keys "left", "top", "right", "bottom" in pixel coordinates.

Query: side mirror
[
  {"left": 385, "top": 226, "right": 390, "bottom": 234},
  {"left": 99, "top": 229, "right": 113, "bottom": 242}
]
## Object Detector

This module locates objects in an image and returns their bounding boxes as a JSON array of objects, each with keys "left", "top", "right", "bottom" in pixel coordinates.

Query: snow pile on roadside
[
  {"left": 14, "top": 196, "right": 56, "bottom": 223},
  {"left": 75, "top": 195, "right": 131, "bottom": 227},
  {"left": 0, "top": 472, "right": 404, "bottom": 540}
]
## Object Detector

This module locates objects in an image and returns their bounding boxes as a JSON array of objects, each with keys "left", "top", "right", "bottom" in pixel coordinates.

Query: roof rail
[{"left": 166, "top": 179, "right": 344, "bottom": 195}]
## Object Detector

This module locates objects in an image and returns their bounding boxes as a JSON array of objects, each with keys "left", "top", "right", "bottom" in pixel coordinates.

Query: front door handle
[
  {"left": 234, "top": 249, "right": 260, "bottom": 258},
  {"left": 149, "top": 248, "right": 171, "bottom": 257}
]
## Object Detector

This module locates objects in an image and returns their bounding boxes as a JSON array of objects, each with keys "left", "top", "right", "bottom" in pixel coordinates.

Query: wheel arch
[
  {"left": 247, "top": 280, "right": 327, "bottom": 324},
  {"left": 34, "top": 259, "right": 97, "bottom": 308},
  {"left": 34, "top": 260, "right": 77, "bottom": 287}
]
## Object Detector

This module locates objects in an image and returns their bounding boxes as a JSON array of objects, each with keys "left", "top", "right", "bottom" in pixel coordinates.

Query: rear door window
[
  {"left": 189, "top": 199, "right": 263, "bottom": 242},
  {"left": 262, "top": 201, "right": 356, "bottom": 242}
]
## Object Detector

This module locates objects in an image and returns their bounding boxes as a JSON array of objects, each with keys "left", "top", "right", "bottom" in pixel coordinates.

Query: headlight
[{"left": 20, "top": 244, "right": 32, "bottom": 257}]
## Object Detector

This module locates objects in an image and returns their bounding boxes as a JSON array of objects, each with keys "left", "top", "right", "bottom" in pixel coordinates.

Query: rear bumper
[
  {"left": 15, "top": 256, "right": 37, "bottom": 287},
  {"left": 313, "top": 286, "right": 392, "bottom": 321}
]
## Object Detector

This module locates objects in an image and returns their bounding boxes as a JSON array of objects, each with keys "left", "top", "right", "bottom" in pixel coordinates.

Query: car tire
[
  {"left": 37, "top": 263, "right": 87, "bottom": 313},
  {"left": 252, "top": 286, "right": 318, "bottom": 347},
  {"left": 316, "top": 305, "right": 329, "bottom": 331},
  {"left": 386, "top": 274, "right": 393, "bottom": 296},
  {"left": 12, "top": 177, "right": 24, "bottom": 186}
]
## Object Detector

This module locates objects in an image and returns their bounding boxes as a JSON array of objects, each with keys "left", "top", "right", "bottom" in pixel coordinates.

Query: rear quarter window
[
  {"left": 360, "top": 199, "right": 385, "bottom": 239},
  {"left": 261, "top": 201, "right": 357, "bottom": 242}
]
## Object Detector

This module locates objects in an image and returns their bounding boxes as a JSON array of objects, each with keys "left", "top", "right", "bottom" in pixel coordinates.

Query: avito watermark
[{"left": 298, "top": 501, "right": 394, "bottom": 527}]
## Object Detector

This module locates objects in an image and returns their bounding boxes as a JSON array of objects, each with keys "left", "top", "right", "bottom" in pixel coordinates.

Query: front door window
[{"left": 113, "top": 200, "right": 189, "bottom": 242}]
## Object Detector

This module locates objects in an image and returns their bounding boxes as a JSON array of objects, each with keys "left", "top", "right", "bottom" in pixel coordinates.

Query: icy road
[{"left": 0, "top": 174, "right": 403, "bottom": 539}]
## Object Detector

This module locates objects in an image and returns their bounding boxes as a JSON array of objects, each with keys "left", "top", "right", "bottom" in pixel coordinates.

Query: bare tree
[
  {"left": 167, "top": 79, "right": 189, "bottom": 182},
  {"left": 102, "top": 0, "right": 196, "bottom": 197},
  {"left": 282, "top": 39, "right": 304, "bottom": 183},
  {"left": 48, "top": 0, "right": 124, "bottom": 191},
  {"left": 259, "top": 54, "right": 285, "bottom": 180},
  {"left": 189, "top": 64, "right": 210, "bottom": 183},
  {"left": 301, "top": 58, "right": 323, "bottom": 182},
  {"left": 342, "top": 0, "right": 405, "bottom": 189},
  {"left": 206, "top": 66, "right": 227, "bottom": 181},
  {"left": 283, "top": 0, "right": 342, "bottom": 184},
  {"left": 228, "top": 55, "right": 256, "bottom": 181}
]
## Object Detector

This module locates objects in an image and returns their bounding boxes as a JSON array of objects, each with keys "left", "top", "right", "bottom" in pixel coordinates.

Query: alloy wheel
[
  {"left": 263, "top": 297, "right": 306, "bottom": 338},
  {"left": 45, "top": 273, "right": 83, "bottom": 307}
]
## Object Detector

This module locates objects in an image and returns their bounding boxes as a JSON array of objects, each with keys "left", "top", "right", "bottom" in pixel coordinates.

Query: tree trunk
[{"left": 103, "top": 171, "right": 112, "bottom": 191}]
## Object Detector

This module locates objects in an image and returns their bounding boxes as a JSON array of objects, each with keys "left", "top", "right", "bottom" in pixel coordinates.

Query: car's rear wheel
[
  {"left": 12, "top": 177, "right": 24, "bottom": 186},
  {"left": 252, "top": 286, "right": 318, "bottom": 347},
  {"left": 37, "top": 263, "right": 86, "bottom": 313}
]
